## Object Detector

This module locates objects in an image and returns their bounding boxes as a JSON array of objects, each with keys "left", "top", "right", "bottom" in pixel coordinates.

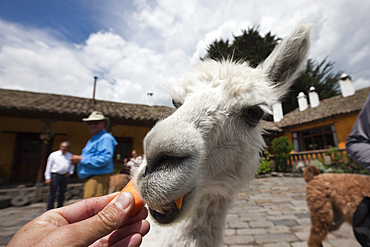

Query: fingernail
[{"left": 114, "top": 192, "right": 132, "bottom": 210}]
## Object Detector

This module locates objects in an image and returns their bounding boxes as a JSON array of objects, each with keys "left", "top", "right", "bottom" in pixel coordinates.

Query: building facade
[
  {"left": 0, "top": 89, "right": 175, "bottom": 184},
  {"left": 1, "top": 79, "right": 369, "bottom": 184},
  {"left": 263, "top": 75, "right": 370, "bottom": 165}
]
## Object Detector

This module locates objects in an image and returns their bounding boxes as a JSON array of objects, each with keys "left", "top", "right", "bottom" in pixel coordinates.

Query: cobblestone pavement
[
  {"left": 0, "top": 176, "right": 361, "bottom": 247},
  {"left": 223, "top": 176, "right": 360, "bottom": 247}
]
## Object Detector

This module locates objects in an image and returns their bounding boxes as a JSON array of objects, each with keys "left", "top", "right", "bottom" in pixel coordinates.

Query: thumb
[
  {"left": 33, "top": 192, "right": 136, "bottom": 247},
  {"left": 80, "top": 192, "right": 135, "bottom": 244},
  {"left": 51, "top": 192, "right": 135, "bottom": 246}
]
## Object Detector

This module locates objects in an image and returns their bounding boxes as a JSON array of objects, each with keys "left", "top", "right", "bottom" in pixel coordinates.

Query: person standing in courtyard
[
  {"left": 44, "top": 141, "right": 74, "bottom": 210},
  {"left": 124, "top": 149, "right": 143, "bottom": 177},
  {"left": 71, "top": 111, "right": 117, "bottom": 199}
]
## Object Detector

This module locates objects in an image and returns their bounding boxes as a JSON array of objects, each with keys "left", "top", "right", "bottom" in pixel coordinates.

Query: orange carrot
[
  {"left": 175, "top": 196, "right": 183, "bottom": 210},
  {"left": 114, "top": 178, "right": 145, "bottom": 216}
]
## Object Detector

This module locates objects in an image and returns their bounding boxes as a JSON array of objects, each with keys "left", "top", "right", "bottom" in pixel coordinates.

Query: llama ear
[{"left": 258, "top": 23, "right": 312, "bottom": 96}]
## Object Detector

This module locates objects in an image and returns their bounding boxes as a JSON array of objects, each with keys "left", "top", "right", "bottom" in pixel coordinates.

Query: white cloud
[
  {"left": 0, "top": 20, "right": 179, "bottom": 106},
  {"left": 0, "top": 20, "right": 93, "bottom": 97},
  {"left": 1, "top": 0, "right": 370, "bottom": 109},
  {"left": 191, "top": 20, "right": 252, "bottom": 64},
  {"left": 354, "top": 77, "right": 370, "bottom": 90}
]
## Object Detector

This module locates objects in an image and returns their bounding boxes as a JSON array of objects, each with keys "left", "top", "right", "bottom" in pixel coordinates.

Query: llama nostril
[{"left": 144, "top": 154, "right": 194, "bottom": 176}]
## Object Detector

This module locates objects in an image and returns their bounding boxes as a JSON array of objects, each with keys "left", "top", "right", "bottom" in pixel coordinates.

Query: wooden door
[
  {"left": 11, "top": 133, "right": 51, "bottom": 183},
  {"left": 113, "top": 137, "right": 132, "bottom": 174}
]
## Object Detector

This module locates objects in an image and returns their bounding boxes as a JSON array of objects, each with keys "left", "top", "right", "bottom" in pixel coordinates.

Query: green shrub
[
  {"left": 257, "top": 151, "right": 271, "bottom": 175},
  {"left": 325, "top": 147, "right": 369, "bottom": 174},
  {"left": 309, "top": 160, "right": 326, "bottom": 173},
  {"left": 330, "top": 168, "right": 344, "bottom": 173},
  {"left": 271, "top": 137, "right": 293, "bottom": 172}
]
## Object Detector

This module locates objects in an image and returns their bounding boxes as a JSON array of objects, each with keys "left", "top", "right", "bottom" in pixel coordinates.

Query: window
[{"left": 292, "top": 125, "right": 338, "bottom": 151}]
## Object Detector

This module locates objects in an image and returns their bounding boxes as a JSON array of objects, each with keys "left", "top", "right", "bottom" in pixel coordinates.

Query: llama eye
[
  {"left": 172, "top": 99, "right": 182, "bottom": 109},
  {"left": 244, "top": 106, "right": 264, "bottom": 125}
]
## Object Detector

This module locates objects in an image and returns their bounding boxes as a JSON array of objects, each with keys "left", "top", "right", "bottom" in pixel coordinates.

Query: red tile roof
[
  {"left": 1, "top": 87, "right": 369, "bottom": 130},
  {"left": 0, "top": 89, "right": 175, "bottom": 127},
  {"left": 262, "top": 87, "right": 370, "bottom": 131}
]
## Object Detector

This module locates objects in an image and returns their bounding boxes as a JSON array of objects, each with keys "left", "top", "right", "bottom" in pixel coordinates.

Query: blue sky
[
  {"left": 0, "top": 0, "right": 370, "bottom": 108},
  {"left": 0, "top": 1, "right": 96, "bottom": 42}
]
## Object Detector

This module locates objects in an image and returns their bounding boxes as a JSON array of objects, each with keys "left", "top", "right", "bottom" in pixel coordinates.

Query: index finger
[{"left": 54, "top": 193, "right": 119, "bottom": 224}]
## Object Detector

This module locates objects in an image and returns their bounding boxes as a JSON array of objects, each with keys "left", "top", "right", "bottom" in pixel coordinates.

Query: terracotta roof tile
[
  {"left": 0, "top": 89, "right": 175, "bottom": 127},
  {"left": 274, "top": 87, "right": 370, "bottom": 129},
  {"left": 261, "top": 120, "right": 281, "bottom": 132},
  {"left": 1, "top": 87, "right": 368, "bottom": 130}
]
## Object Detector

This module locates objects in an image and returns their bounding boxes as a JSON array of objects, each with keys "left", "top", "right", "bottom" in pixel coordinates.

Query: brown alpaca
[
  {"left": 108, "top": 174, "right": 130, "bottom": 193},
  {"left": 304, "top": 166, "right": 370, "bottom": 247}
]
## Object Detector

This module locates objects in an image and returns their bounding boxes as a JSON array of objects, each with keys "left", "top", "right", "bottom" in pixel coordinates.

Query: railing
[{"left": 270, "top": 148, "right": 347, "bottom": 167}]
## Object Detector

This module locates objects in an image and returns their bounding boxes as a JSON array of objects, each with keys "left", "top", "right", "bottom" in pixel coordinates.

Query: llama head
[{"left": 136, "top": 23, "right": 311, "bottom": 225}]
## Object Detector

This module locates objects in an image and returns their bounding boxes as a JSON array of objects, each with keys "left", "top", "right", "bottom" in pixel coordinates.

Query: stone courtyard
[{"left": 0, "top": 176, "right": 361, "bottom": 247}]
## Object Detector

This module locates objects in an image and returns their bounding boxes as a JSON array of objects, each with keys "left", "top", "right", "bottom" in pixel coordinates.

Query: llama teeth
[
  {"left": 147, "top": 202, "right": 166, "bottom": 214},
  {"left": 175, "top": 196, "right": 183, "bottom": 210}
]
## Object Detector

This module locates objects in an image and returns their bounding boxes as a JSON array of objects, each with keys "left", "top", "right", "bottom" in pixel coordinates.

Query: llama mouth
[
  {"left": 147, "top": 196, "right": 183, "bottom": 213},
  {"left": 147, "top": 196, "right": 184, "bottom": 224},
  {"left": 147, "top": 192, "right": 192, "bottom": 224}
]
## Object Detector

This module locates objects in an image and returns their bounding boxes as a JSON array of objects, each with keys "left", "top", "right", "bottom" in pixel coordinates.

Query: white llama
[{"left": 136, "top": 23, "right": 312, "bottom": 247}]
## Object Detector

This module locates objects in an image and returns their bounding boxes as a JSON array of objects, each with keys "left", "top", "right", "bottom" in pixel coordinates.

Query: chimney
[
  {"left": 297, "top": 92, "right": 308, "bottom": 111},
  {"left": 273, "top": 102, "right": 283, "bottom": 122},
  {"left": 339, "top": 73, "right": 355, "bottom": 97},
  {"left": 147, "top": 90, "right": 154, "bottom": 106},
  {"left": 308, "top": 86, "right": 320, "bottom": 108}
]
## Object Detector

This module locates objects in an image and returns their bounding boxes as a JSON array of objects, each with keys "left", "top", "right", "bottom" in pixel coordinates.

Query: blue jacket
[{"left": 77, "top": 129, "right": 118, "bottom": 179}]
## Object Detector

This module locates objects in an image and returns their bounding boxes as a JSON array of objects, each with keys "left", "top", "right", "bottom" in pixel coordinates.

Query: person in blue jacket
[{"left": 71, "top": 111, "right": 117, "bottom": 199}]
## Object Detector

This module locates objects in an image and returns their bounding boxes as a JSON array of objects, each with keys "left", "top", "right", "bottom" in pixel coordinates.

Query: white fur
[{"left": 136, "top": 23, "right": 312, "bottom": 247}]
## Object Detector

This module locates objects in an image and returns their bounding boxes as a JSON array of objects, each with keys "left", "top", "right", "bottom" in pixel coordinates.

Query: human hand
[
  {"left": 71, "top": 155, "right": 82, "bottom": 165},
  {"left": 8, "top": 192, "right": 150, "bottom": 247},
  {"left": 44, "top": 179, "right": 51, "bottom": 186}
]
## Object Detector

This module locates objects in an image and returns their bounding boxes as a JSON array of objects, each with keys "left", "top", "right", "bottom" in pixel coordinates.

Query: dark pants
[
  {"left": 47, "top": 173, "right": 69, "bottom": 210},
  {"left": 353, "top": 197, "right": 370, "bottom": 247}
]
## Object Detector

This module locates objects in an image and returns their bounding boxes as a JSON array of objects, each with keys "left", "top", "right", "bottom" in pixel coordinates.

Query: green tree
[
  {"left": 202, "top": 26, "right": 279, "bottom": 68},
  {"left": 282, "top": 58, "right": 342, "bottom": 113},
  {"left": 271, "top": 136, "right": 294, "bottom": 172},
  {"left": 202, "top": 27, "right": 342, "bottom": 115},
  {"left": 202, "top": 39, "right": 231, "bottom": 62}
]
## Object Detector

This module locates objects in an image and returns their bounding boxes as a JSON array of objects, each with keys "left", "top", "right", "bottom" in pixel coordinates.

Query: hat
[{"left": 82, "top": 111, "right": 110, "bottom": 128}]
